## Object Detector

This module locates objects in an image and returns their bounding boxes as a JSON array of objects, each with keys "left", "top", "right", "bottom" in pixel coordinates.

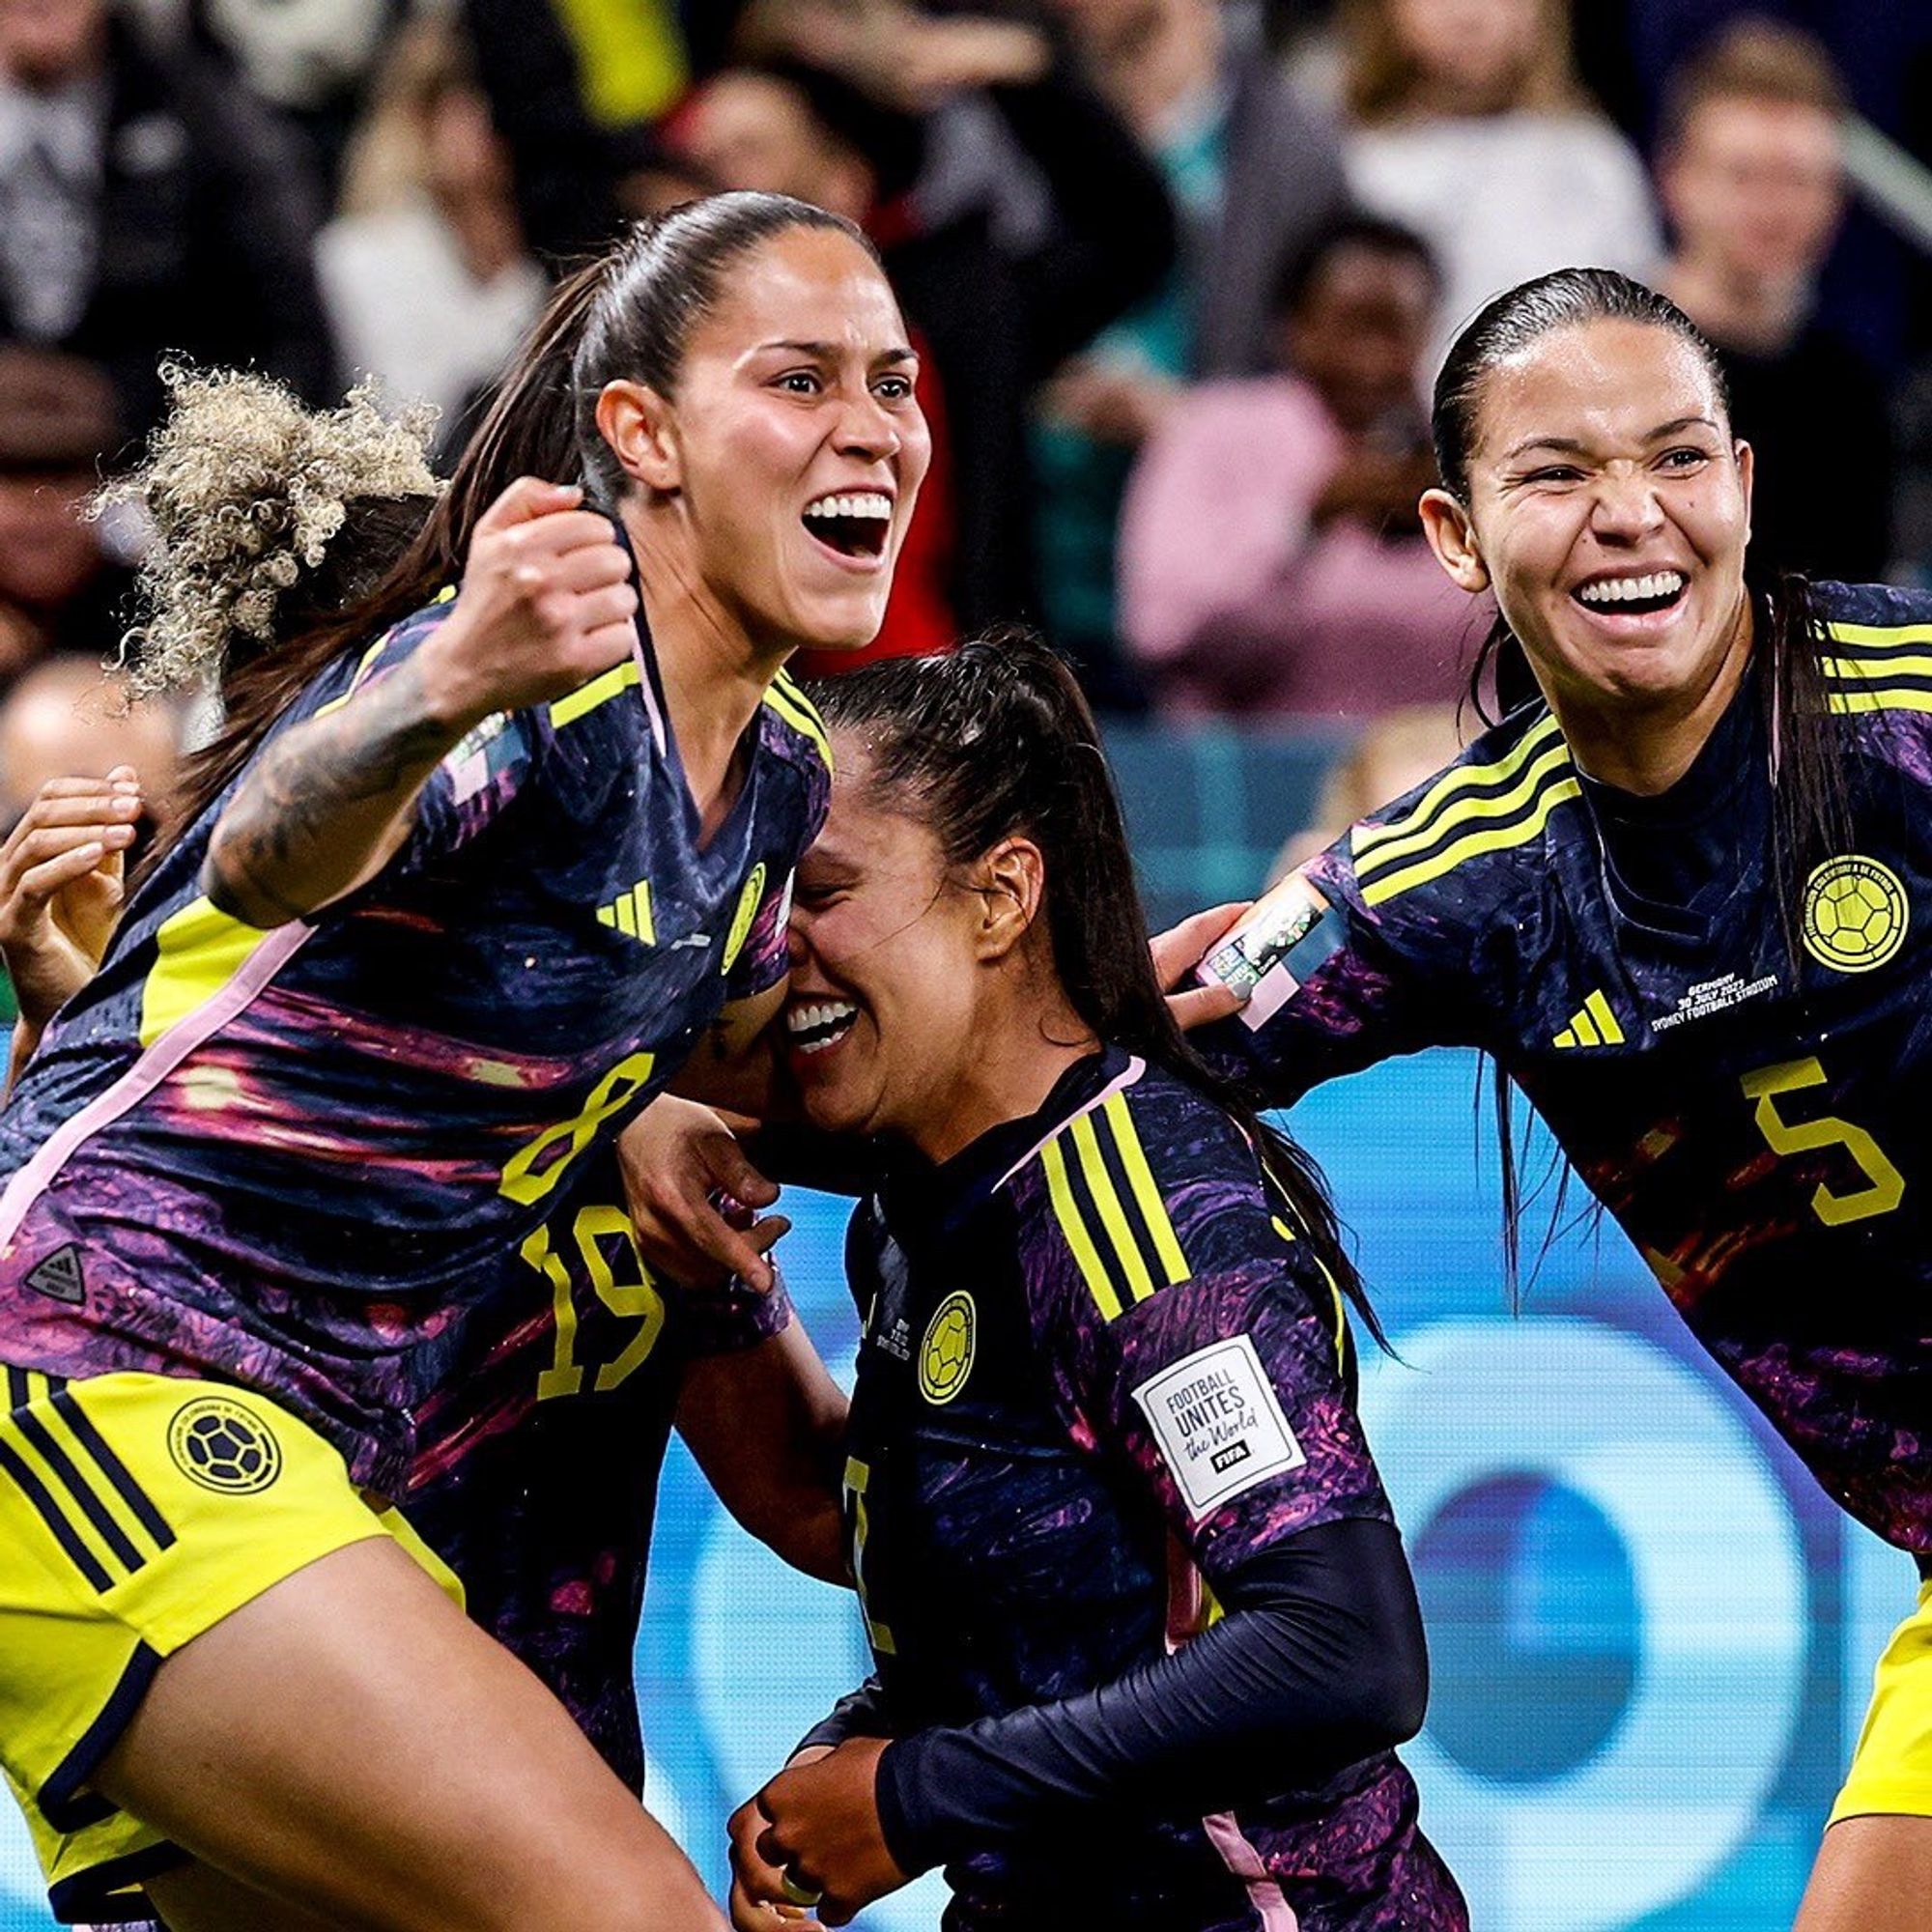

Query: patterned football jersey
[
  {"left": 0, "top": 582, "right": 828, "bottom": 1492},
  {"left": 842, "top": 1046, "right": 1461, "bottom": 1929},
  {"left": 1222, "top": 579, "right": 1932, "bottom": 1550}
]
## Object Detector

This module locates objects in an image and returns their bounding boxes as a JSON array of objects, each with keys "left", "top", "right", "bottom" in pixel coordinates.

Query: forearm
[
  {"left": 875, "top": 1520, "right": 1424, "bottom": 1873},
  {"left": 203, "top": 657, "right": 469, "bottom": 927}
]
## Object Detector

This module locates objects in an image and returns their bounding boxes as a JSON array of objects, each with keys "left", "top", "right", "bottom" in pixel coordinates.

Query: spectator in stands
[
  {"left": 0, "top": 347, "right": 131, "bottom": 685},
  {"left": 1120, "top": 216, "right": 1475, "bottom": 719},
  {"left": 318, "top": 16, "right": 547, "bottom": 452},
  {"left": 0, "top": 0, "right": 334, "bottom": 449},
  {"left": 0, "top": 658, "right": 181, "bottom": 829},
  {"left": 680, "top": 10, "right": 1175, "bottom": 658},
  {"left": 1033, "top": 0, "right": 1347, "bottom": 709},
  {"left": 1655, "top": 19, "right": 1892, "bottom": 582},
  {"left": 1336, "top": 0, "right": 1660, "bottom": 369},
  {"left": 1269, "top": 701, "right": 1465, "bottom": 876}
]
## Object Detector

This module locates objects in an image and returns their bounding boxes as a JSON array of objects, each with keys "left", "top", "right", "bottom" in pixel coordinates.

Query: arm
[
  {"left": 204, "top": 479, "right": 634, "bottom": 927},
  {"left": 677, "top": 1321, "right": 850, "bottom": 1586}
]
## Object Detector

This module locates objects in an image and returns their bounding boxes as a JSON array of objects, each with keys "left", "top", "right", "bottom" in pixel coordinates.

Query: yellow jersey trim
[
  {"left": 550, "top": 660, "right": 641, "bottom": 729},
  {"left": 1353, "top": 713, "right": 1563, "bottom": 860},
  {"left": 1362, "top": 773, "right": 1581, "bottom": 907},
  {"left": 766, "top": 671, "right": 834, "bottom": 770},
  {"left": 1354, "top": 738, "right": 1574, "bottom": 883},
  {"left": 138, "top": 898, "right": 275, "bottom": 1050},
  {"left": 1824, "top": 620, "right": 1932, "bottom": 649}
]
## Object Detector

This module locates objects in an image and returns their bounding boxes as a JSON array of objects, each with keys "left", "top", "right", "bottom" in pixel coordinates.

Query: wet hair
[
  {"left": 1431, "top": 266, "right": 1852, "bottom": 1288},
  {"left": 132, "top": 191, "right": 877, "bottom": 873},
  {"left": 1269, "top": 213, "right": 1440, "bottom": 323},
  {"left": 811, "top": 635, "right": 1384, "bottom": 1348}
]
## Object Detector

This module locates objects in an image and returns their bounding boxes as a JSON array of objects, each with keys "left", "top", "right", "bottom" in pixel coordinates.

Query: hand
[
  {"left": 418, "top": 478, "right": 637, "bottom": 728},
  {"left": 1151, "top": 901, "right": 1249, "bottom": 1032},
  {"left": 0, "top": 769, "right": 140, "bottom": 1031},
  {"left": 1311, "top": 444, "right": 1437, "bottom": 535},
  {"left": 1039, "top": 363, "right": 1180, "bottom": 447},
  {"left": 727, "top": 1748, "right": 832, "bottom": 1931},
  {"left": 758, "top": 4, "right": 1048, "bottom": 111},
  {"left": 750, "top": 1738, "right": 906, "bottom": 1926},
  {"left": 618, "top": 1096, "right": 790, "bottom": 1292}
]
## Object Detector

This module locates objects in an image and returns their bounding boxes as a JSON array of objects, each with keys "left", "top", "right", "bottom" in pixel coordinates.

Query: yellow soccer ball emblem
[
  {"left": 1803, "top": 856, "right": 1907, "bottom": 974},
  {"left": 919, "top": 1293, "right": 976, "bottom": 1405}
]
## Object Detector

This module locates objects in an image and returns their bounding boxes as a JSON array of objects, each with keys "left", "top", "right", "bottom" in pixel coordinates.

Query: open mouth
[
  {"left": 1571, "top": 570, "right": 1689, "bottom": 619},
  {"left": 785, "top": 999, "right": 859, "bottom": 1056},
  {"left": 801, "top": 492, "right": 892, "bottom": 560}
]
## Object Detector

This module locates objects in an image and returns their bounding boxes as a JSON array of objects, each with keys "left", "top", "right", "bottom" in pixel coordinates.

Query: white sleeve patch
[{"left": 1131, "top": 1334, "right": 1305, "bottom": 1520}]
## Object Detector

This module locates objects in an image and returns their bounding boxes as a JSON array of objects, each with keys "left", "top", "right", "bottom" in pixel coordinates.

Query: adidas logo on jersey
[
  {"left": 596, "top": 882, "right": 656, "bottom": 945},
  {"left": 1553, "top": 989, "right": 1625, "bottom": 1049}
]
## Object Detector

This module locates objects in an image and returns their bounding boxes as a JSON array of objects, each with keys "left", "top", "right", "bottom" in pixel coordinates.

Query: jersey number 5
[
  {"left": 524, "top": 1205, "right": 667, "bottom": 1401},
  {"left": 1740, "top": 1057, "right": 1905, "bottom": 1228}
]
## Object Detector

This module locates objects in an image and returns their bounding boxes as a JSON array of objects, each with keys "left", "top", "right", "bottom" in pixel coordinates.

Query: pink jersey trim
[
  {"left": 1203, "top": 1810, "right": 1299, "bottom": 1932},
  {"left": 993, "top": 1056, "right": 1148, "bottom": 1194},
  {"left": 0, "top": 921, "right": 314, "bottom": 1254},
  {"left": 632, "top": 627, "right": 667, "bottom": 760}
]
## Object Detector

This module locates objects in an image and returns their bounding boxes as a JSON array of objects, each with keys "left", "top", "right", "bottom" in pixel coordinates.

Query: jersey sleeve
[
  {"left": 722, "top": 864, "right": 798, "bottom": 1004},
  {"left": 296, "top": 599, "right": 555, "bottom": 876},
  {"left": 1025, "top": 1088, "right": 1391, "bottom": 1589}
]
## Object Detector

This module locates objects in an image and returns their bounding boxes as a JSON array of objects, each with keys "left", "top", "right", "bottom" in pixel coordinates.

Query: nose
[
  {"left": 831, "top": 383, "right": 904, "bottom": 464},
  {"left": 1589, "top": 465, "right": 1667, "bottom": 545}
]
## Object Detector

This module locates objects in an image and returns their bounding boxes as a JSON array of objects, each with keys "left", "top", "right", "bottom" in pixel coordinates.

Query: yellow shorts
[
  {"left": 0, "top": 1366, "right": 461, "bottom": 1924},
  {"left": 1833, "top": 1578, "right": 1932, "bottom": 1826}
]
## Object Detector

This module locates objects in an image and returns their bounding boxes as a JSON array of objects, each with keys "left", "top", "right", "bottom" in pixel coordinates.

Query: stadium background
[{"left": 0, "top": 730, "right": 1913, "bottom": 1931}]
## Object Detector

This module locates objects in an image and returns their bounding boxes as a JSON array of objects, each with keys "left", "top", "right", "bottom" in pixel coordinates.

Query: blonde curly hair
[{"left": 96, "top": 365, "right": 443, "bottom": 696}]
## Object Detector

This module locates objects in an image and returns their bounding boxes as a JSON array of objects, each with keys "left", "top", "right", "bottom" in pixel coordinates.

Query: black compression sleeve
[
  {"left": 794, "top": 1673, "right": 894, "bottom": 1758},
  {"left": 873, "top": 1518, "right": 1425, "bottom": 1875}
]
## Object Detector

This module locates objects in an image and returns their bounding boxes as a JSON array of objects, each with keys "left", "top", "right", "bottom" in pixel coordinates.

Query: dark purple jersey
[
  {"left": 0, "top": 584, "right": 828, "bottom": 1492},
  {"left": 838, "top": 1046, "right": 1463, "bottom": 1930},
  {"left": 1218, "top": 578, "right": 1932, "bottom": 1553}
]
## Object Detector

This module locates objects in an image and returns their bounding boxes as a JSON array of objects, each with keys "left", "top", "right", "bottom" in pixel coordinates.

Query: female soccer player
[
  {"left": 1168, "top": 267, "right": 1932, "bottom": 1932},
  {"left": 0, "top": 189, "right": 927, "bottom": 1931},
  {"left": 726, "top": 639, "right": 1465, "bottom": 1930}
]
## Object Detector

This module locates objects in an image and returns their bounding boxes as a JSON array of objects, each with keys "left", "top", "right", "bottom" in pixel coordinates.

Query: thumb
[
  {"left": 702, "top": 1132, "right": 781, "bottom": 1210},
  {"left": 471, "top": 475, "right": 583, "bottom": 538}
]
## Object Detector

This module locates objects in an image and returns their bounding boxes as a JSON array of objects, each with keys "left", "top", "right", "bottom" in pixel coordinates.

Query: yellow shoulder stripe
[
  {"left": 1829, "top": 688, "right": 1932, "bottom": 718},
  {"left": 1362, "top": 772, "right": 1580, "bottom": 907},
  {"left": 1824, "top": 654, "right": 1932, "bottom": 682},
  {"left": 1354, "top": 737, "right": 1573, "bottom": 882},
  {"left": 1353, "top": 713, "right": 1562, "bottom": 859},
  {"left": 1824, "top": 619, "right": 1932, "bottom": 650},
  {"left": 550, "top": 660, "right": 641, "bottom": 729},
  {"left": 1037, "top": 1095, "right": 1190, "bottom": 1323},
  {"left": 139, "top": 897, "right": 274, "bottom": 1049},
  {"left": 766, "top": 672, "right": 834, "bottom": 769}
]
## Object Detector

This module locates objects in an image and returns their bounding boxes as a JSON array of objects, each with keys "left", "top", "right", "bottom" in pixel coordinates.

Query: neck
[
  {"left": 621, "top": 500, "right": 786, "bottom": 835},
  {"left": 1663, "top": 253, "right": 1807, "bottom": 356},
  {"left": 912, "top": 984, "right": 1100, "bottom": 1166},
  {"left": 1548, "top": 594, "right": 1755, "bottom": 796}
]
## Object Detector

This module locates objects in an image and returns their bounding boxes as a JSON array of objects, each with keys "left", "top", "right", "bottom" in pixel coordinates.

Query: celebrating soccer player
[
  {"left": 0, "top": 190, "right": 926, "bottom": 1931},
  {"left": 1167, "top": 267, "right": 1932, "bottom": 1932},
  {"left": 726, "top": 639, "right": 1465, "bottom": 1931}
]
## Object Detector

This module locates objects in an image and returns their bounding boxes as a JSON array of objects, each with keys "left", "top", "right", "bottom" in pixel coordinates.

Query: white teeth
[
  {"left": 1577, "top": 571, "right": 1687, "bottom": 607},
  {"left": 785, "top": 1000, "right": 858, "bottom": 1038},
  {"left": 804, "top": 493, "right": 892, "bottom": 522}
]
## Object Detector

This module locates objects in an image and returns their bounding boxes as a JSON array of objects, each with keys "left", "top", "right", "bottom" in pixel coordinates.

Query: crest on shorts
[
  {"left": 919, "top": 1292, "right": 976, "bottom": 1406},
  {"left": 1802, "top": 856, "right": 1907, "bottom": 974},
  {"left": 168, "top": 1397, "right": 283, "bottom": 1494}
]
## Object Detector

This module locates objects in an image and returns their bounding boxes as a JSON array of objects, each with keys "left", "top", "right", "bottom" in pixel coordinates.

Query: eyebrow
[
  {"left": 1502, "top": 415, "right": 1722, "bottom": 461},
  {"left": 753, "top": 339, "right": 918, "bottom": 365}
]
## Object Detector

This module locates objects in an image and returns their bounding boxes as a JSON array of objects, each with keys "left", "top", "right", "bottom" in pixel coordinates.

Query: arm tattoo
[{"left": 204, "top": 658, "right": 463, "bottom": 927}]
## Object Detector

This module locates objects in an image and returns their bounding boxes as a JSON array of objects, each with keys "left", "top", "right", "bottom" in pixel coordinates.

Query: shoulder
[
  {"left": 1321, "top": 700, "right": 1577, "bottom": 918},
  {"left": 1007, "top": 1061, "right": 1278, "bottom": 1325},
  {"left": 758, "top": 668, "right": 836, "bottom": 794},
  {"left": 1809, "top": 580, "right": 1932, "bottom": 747}
]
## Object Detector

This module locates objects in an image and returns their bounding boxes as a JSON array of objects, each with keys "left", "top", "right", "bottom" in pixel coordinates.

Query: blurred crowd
[{"left": 0, "top": 0, "right": 1928, "bottom": 862}]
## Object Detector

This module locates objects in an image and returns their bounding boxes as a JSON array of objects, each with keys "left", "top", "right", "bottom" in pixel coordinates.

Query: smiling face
[
  {"left": 1422, "top": 318, "right": 1753, "bottom": 717},
  {"left": 608, "top": 224, "right": 930, "bottom": 655},
  {"left": 781, "top": 742, "right": 992, "bottom": 1146}
]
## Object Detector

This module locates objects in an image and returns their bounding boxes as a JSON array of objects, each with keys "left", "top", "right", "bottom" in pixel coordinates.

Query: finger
[
  {"left": 1167, "top": 982, "right": 1243, "bottom": 1032},
  {"left": 470, "top": 476, "right": 583, "bottom": 537},
  {"left": 1149, "top": 902, "right": 1251, "bottom": 990},
  {"left": 495, "top": 509, "right": 626, "bottom": 566},
  {"left": 3, "top": 793, "right": 141, "bottom": 835},
  {"left": 566, "top": 581, "right": 640, "bottom": 637},
  {"left": 701, "top": 1134, "right": 782, "bottom": 1210},
  {"left": 0, "top": 823, "right": 133, "bottom": 889},
  {"left": 567, "top": 618, "right": 642, "bottom": 684},
  {"left": 17, "top": 842, "right": 115, "bottom": 902},
  {"left": 678, "top": 1200, "right": 785, "bottom": 1291}
]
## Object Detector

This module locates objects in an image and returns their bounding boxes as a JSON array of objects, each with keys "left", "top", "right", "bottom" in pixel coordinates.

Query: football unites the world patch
[
  {"left": 1802, "top": 855, "right": 1908, "bottom": 974},
  {"left": 167, "top": 1397, "right": 283, "bottom": 1494},
  {"left": 919, "top": 1292, "right": 977, "bottom": 1405},
  {"left": 1133, "top": 1335, "right": 1305, "bottom": 1520}
]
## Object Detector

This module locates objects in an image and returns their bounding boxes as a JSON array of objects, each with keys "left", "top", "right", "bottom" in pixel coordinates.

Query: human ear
[
  {"left": 973, "top": 838, "right": 1045, "bottom": 963},
  {"left": 1419, "top": 488, "right": 1491, "bottom": 594},
  {"left": 1735, "top": 438, "right": 1754, "bottom": 548},
  {"left": 595, "top": 379, "right": 681, "bottom": 495}
]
